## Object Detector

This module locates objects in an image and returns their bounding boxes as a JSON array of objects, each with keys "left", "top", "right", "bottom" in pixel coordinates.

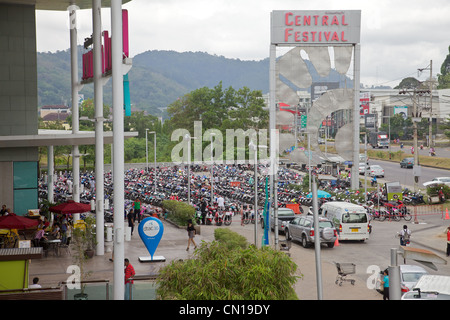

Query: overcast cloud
[{"left": 35, "top": 0, "right": 450, "bottom": 88}]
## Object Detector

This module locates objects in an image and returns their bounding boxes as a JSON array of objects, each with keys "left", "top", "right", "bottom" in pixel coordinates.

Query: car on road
[
  {"left": 284, "top": 215, "right": 337, "bottom": 248},
  {"left": 261, "top": 207, "right": 296, "bottom": 234},
  {"left": 358, "top": 163, "right": 368, "bottom": 175},
  {"left": 400, "top": 157, "right": 414, "bottom": 168},
  {"left": 368, "top": 165, "right": 384, "bottom": 178},
  {"left": 423, "top": 177, "right": 450, "bottom": 187},
  {"left": 359, "top": 153, "right": 369, "bottom": 164},
  {"left": 376, "top": 264, "right": 428, "bottom": 295}
]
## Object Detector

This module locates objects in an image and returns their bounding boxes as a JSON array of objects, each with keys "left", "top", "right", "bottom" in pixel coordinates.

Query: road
[{"left": 367, "top": 159, "right": 450, "bottom": 190}]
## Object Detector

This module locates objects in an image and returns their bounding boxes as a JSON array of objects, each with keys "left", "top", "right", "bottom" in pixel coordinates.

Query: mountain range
[{"left": 37, "top": 49, "right": 352, "bottom": 118}]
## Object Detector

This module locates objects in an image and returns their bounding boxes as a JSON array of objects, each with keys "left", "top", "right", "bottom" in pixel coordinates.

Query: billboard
[
  {"left": 360, "top": 92, "right": 370, "bottom": 117},
  {"left": 394, "top": 106, "right": 408, "bottom": 119},
  {"left": 271, "top": 10, "right": 361, "bottom": 45}
]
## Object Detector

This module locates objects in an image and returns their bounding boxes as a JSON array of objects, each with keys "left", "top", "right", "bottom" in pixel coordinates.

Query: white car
[
  {"left": 423, "top": 177, "right": 450, "bottom": 187},
  {"left": 358, "top": 163, "right": 368, "bottom": 175},
  {"left": 377, "top": 264, "right": 428, "bottom": 295},
  {"left": 368, "top": 165, "right": 384, "bottom": 178}
]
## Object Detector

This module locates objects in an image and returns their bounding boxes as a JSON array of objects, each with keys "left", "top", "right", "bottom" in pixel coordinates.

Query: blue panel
[
  {"left": 13, "top": 162, "right": 38, "bottom": 189},
  {"left": 13, "top": 162, "right": 38, "bottom": 216},
  {"left": 123, "top": 73, "right": 131, "bottom": 116},
  {"left": 14, "top": 189, "right": 38, "bottom": 216}
]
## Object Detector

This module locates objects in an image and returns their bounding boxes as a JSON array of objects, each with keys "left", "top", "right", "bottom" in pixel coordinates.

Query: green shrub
[
  {"left": 162, "top": 200, "right": 195, "bottom": 226},
  {"left": 157, "top": 239, "right": 300, "bottom": 300},
  {"left": 214, "top": 228, "right": 248, "bottom": 250},
  {"left": 426, "top": 184, "right": 450, "bottom": 199}
]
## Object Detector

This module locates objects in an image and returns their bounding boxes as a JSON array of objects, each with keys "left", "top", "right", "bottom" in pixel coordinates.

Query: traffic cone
[
  {"left": 334, "top": 235, "right": 340, "bottom": 247},
  {"left": 445, "top": 208, "right": 449, "bottom": 220}
]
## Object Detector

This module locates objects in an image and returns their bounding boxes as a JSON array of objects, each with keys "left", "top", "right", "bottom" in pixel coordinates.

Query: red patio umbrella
[
  {"left": 0, "top": 214, "right": 39, "bottom": 229},
  {"left": 49, "top": 200, "right": 92, "bottom": 215}
]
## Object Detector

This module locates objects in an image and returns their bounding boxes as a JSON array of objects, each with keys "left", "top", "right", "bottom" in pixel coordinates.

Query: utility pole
[
  {"left": 412, "top": 90, "right": 419, "bottom": 192},
  {"left": 429, "top": 60, "right": 433, "bottom": 147},
  {"left": 418, "top": 61, "right": 434, "bottom": 147},
  {"left": 399, "top": 88, "right": 429, "bottom": 192}
]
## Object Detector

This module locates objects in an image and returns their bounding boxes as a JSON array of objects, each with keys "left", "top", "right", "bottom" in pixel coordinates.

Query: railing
[
  {"left": 60, "top": 279, "right": 110, "bottom": 300},
  {"left": 60, "top": 274, "right": 158, "bottom": 300},
  {"left": 0, "top": 286, "right": 64, "bottom": 300}
]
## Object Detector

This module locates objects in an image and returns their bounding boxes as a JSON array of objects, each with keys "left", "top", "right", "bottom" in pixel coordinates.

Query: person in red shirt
[
  {"left": 446, "top": 226, "right": 450, "bottom": 257},
  {"left": 124, "top": 258, "right": 135, "bottom": 300}
]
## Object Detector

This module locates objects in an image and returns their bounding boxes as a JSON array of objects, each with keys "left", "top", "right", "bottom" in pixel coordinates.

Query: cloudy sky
[{"left": 35, "top": 0, "right": 450, "bottom": 88}]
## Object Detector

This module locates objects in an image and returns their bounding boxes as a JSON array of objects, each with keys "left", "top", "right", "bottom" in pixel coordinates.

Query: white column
[
  {"left": 111, "top": 0, "right": 125, "bottom": 300},
  {"left": 269, "top": 43, "right": 278, "bottom": 249},
  {"left": 351, "top": 44, "right": 361, "bottom": 190},
  {"left": 47, "top": 145, "right": 54, "bottom": 203},
  {"left": 69, "top": 6, "right": 80, "bottom": 221},
  {"left": 93, "top": 0, "right": 104, "bottom": 256}
]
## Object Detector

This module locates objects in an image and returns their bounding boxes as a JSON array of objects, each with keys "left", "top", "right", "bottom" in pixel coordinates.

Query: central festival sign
[
  {"left": 269, "top": 9, "right": 361, "bottom": 191},
  {"left": 271, "top": 10, "right": 361, "bottom": 45}
]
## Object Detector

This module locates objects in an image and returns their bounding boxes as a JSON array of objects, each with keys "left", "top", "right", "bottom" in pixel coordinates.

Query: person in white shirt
[
  {"left": 400, "top": 225, "right": 411, "bottom": 246},
  {"left": 217, "top": 196, "right": 225, "bottom": 210},
  {"left": 29, "top": 277, "right": 42, "bottom": 289}
]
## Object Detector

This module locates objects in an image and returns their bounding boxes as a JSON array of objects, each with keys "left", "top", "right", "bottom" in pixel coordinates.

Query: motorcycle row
[{"left": 38, "top": 163, "right": 423, "bottom": 227}]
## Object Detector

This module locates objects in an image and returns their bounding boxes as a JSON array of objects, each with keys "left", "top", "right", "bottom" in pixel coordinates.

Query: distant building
[{"left": 39, "top": 105, "right": 71, "bottom": 119}]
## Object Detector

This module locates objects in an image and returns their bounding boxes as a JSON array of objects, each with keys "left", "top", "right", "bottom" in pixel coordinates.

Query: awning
[{"left": 0, "top": 130, "right": 138, "bottom": 148}]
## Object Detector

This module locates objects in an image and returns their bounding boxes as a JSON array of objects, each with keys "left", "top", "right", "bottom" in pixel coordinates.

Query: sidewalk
[{"left": 28, "top": 215, "right": 449, "bottom": 300}]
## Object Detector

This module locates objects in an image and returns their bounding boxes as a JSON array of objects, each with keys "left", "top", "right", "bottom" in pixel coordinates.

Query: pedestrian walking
[
  {"left": 124, "top": 258, "right": 135, "bottom": 300},
  {"left": 399, "top": 225, "right": 411, "bottom": 246},
  {"left": 134, "top": 199, "right": 141, "bottom": 223},
  {"left": 127, "top": 208, "right": 135, "bottom": 236},
  {"left": 381, "top": 269, "right": 389, "bottom": 300},
  {"left": 186, "top": 219, "right": 197, "bottom": 251},
  {"left": 200, "top": 198, "right": 207, "bottom": 225}
]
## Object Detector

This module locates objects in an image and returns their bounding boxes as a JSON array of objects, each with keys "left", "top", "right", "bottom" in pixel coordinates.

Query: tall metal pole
[
  {"left": 93, "top": 0, "right": 104, "bottom": 256},
  {"left": 251, "top": 142, "right": 258, "bottom": 246},
  {"left": 153, "top": 132, "right": 157, "bottom": 193},
  {"left": 312, "top": 176, "right": 323, "bottom": 300},
  {"left": 389, "top": 248, "right": 402, "bottom": 300},
  {"left": 111, "top": 0, "right": 125, "bottom": 300},
  {"left": 185, "top": 134, "right": 191, "bottom": 205},
  {"left": 145, "top": 128, "right": 148, "bottom": 172},
  {"left": 269, "top": 43, "right": 277, "bottom": 248},
  {"left": 429, "top": 60, "right": 433, "bottom": 147},
  {"left": 413, "top": 90, "right": 419, "bottom": 193},
  {"left": 210, "top": 133, "right": 215, "bottom": 205},
  {"left": 351, "top": 44, "right": 361, "bottom": 190}
]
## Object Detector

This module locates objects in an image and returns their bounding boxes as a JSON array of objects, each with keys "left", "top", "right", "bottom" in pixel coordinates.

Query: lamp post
[
  {"left": 210, "top": 132, "right": 215, "bottom": 205},
  {"left": 184, "top": 134, "right": 198, "bottom": 205},
  {"left": 146, "top": 129, "right": 156, "bottom": 192},
  {"left": 249, "top": 140, "right": 268, "bottom": 247}
]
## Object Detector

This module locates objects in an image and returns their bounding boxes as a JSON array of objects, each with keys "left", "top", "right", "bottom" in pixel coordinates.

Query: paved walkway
[{"left": 28, "top": 214, "right": 450, "bottom": 300}]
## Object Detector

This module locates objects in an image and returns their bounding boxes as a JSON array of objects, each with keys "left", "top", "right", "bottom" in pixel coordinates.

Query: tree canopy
[{"left": 166, "top": 82, "right": 268, "bottom": 133}]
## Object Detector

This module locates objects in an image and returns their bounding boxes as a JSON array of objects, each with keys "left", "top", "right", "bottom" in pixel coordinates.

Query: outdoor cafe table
[{"left": 43, "top": 239, "right": 61, "bottom": 256}]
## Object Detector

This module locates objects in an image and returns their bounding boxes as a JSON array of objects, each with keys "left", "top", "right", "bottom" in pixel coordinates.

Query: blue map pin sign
[{"left": 138, "top": 217, "right": 164, "bottom": 260}]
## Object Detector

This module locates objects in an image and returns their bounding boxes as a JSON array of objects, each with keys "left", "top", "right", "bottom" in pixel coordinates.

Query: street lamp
[
  {"left": 210, "top": 132, "right": 215, "bottom": 205},
  {"left": 249, "top": 140, "right": 268, "bottom": 247},
  {"left": 184, "top": 134, "right": 198, "bottom": 205},
  {"left": 146, "top": 129, "right": 156, "bottom": 192}
]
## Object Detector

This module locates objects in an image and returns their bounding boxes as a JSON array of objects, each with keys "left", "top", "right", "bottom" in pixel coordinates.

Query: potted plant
[{"left": 72, "top": 216, "right": 96, "bottom": 300}]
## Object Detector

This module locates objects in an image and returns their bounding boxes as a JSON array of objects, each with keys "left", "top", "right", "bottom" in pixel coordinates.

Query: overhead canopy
[
  {"left": 0, "top": 0, "right": 132, "bottom": 11},
  {"left": 400, "top": 246, "right": 447, "bottom": 271},
  {"left": 0, "top": 130, "right": 138, "bottom": 148}
]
